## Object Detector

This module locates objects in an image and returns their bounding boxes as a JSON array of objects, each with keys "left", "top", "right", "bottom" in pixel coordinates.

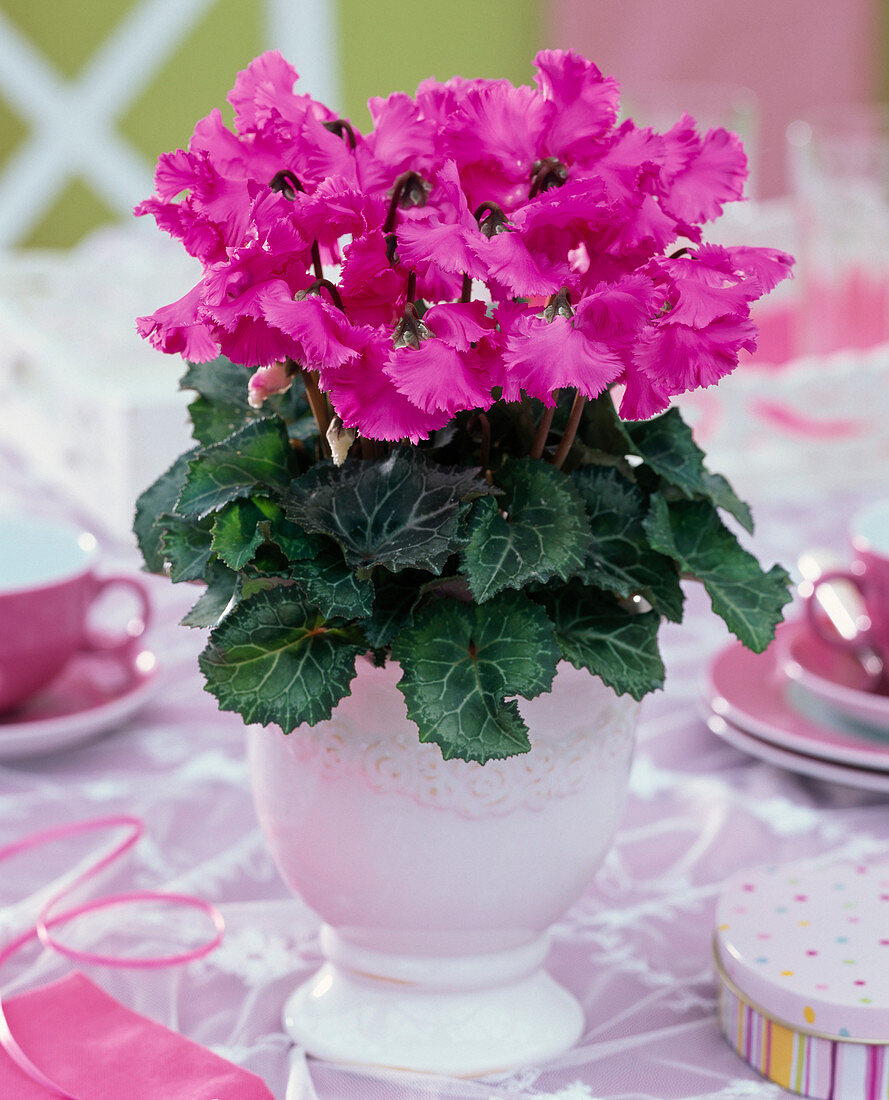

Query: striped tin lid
[{"left": 715, "top": 859, "right": 889, "bottom": 1044}]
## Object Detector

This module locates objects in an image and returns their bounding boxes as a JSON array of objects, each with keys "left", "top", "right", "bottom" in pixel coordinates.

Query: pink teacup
[
  {"left": 805, "top": 500, "right": 889, "bottom": 678},
  {"left": 0, "top": 514, "right": 152, "bottom": 713}
]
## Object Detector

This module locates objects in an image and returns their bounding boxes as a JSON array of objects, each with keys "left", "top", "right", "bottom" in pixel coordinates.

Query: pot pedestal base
[{"left": 283, "top": 927, "right": 584, "bottom": 1077}]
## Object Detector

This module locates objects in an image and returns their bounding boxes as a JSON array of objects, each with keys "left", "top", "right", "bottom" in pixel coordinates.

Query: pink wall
[{"left": 550, "top": 0, "right": 881, "bottom": 197}]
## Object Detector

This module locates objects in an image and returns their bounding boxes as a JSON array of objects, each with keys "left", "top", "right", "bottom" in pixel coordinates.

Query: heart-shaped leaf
[
  {"left": 211, "top": 499, "right": 315, "bottom": 571},
  {"left": 534, "top": 580, "right": 664, "bottom": 699},
  {"left": 626, "top": 408, "right": 753, "bottom": 533},
  {"left": 462, "top": 458, "right": 591, "bottom": 602},
  {"left": 284, "top": 448, "right": 494, "bottom": 575},
  {"left": 198, "top": 586, "right": 365, "bottom": 730},
  {"left": 644, "top": 495, "right": 791, "bottom": 652},
  {"left": 572, "top": 465, "right": 684, "bottom": 622},
  {"left": 178, "top": 418, "right": 294, "bottom": 517},
  {"left": 159, "top": 514, "right": 214, "bottom": 582},
  {"left": 391, "top": 590, "right": 560, "bottom": 762},
  {"left": 134, "top": 450, "right": 198, "bottom": 572},
  {"left": 289, "top": 544, "right": 374, "bottom": 619},
  {"left": 181, "top": 561, "right": 240, "bottom": 628}
]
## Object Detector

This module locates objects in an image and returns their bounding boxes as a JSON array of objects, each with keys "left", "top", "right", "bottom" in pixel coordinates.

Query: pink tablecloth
[{"left": 0, "top": 445, "right": 886, "bottom": 1100}]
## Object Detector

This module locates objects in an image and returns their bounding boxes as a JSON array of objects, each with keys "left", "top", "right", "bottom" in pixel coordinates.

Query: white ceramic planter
[{"left": 248, "top": 658, "right": 639, "bottom": 1076}]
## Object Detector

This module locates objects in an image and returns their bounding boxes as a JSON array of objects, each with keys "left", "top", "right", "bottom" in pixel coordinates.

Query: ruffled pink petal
[
  {"left": 228, "top": 51, "right": 334, "bottom": 138},
  {"left": 442, "top": 82, "right": 553, "bottom": 210},
  {"left": 134, "top": 197, "right": 227, "bottom": 263},
  {"left": 662, "top": 127, "right": 747, "bottom": 224},
  {"left": 136, "top": 284, "right": 220, "bottom": 363},
  {"left": 363, "top": 93, "right": 436, "bottom": 184},
  {"left": 385, "top": 340, "right": 494, "bottom": 416},
  {"left": 444, "top": 82, "right": 550, "bottom": 176},
  {"left": 573, "top": 275, "right": 658, "bottom": 341},
  {"left": 657, "top": 113, "right": 704, "bottom": 182},
  {"left": 339, "top": 229, "right": 405, "bottom": 327},
  {"left": 153, "top": 149, "right": 204, "bottom": 201},
  {"left": 590, "top": 120, "right": 665, "bottom": 200},
  {"left": 634, "top": 314, "right": 758, "bottom": 394},
  {"left": 616, "top": 364, "right": 672, "bottom": 420},
  {"left": 261, "top": 282, "right": 361, "bottom": 369},
  {"left": 475, "top": 230, "right": 565, "bottom": 297},
  {"left": 503, "top": 315, "right": 623, "bottom": 404},
  {"left": 650, "top": 250, "right": 755, "bottom": 328},
  {"left": 721, "top": 244, "right": 795, "bottom": 293},
  {"left": 396, "top": 216, "right": 488, "bottom": 279},
  {"left": 597, "top": 191, "right": 680, "bottom": 257},
  {"left": 422, "top": 301, "right": 495, "bottom": 350},
  {"left": 323, "top": 332, "right": 449, "bottom": 443},
  {"left": 534, "top": 49, "right": 620, "bottom": 161},
  {"left": 216, "top": 316, "right": 294, "bottom": 369}
]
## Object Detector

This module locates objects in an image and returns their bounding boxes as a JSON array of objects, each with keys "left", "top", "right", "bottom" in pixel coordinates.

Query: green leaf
[
  {"left": 361, "top": 568, "right": 427, "bottom": 648},
  {"left": 625, "top": 408, "right": 754, "bottom": 533},
  {"left": 462, "top": 458, "right": 591, "bottom": 602},
  {"left": 572, "top": 465, "right": 684, "bottom": 622},
  {"left": 210, "top": 498, "right": 315, "bottom": 573},
  {"left": 182, "top": 358, "right": 260, "bottom": 447},
  {"left": 644, "top": 496, "right": 791, "bottom": 652},
  {"left": 534, "top": 581, "right": 664, "bottom": 700},
  {"left": 133, "top": 450, "right": 197, "bottom": 572},
  {"left": 391, "top": 590, "right": 560, "bottom": 763},
  {"left": 289, "top": 543, "right": 374, "bottom": 619},
  {"left": 181, "top": 561, "right": 240, "bottom": 628},
  {"left": 284, "top": 448, "right": 494, "bottom": 575},
  {"left": 211, "top": 500, "right": 268, "bottom": 570},
  {"left": 198, "top": 586, "right": 365, "bottom": 730},
  {"left": 159, "top": 514, "right": 214, "bottom": 582},
  {"left": 177, "top": 419, "right": 294, "bottom": 518}
]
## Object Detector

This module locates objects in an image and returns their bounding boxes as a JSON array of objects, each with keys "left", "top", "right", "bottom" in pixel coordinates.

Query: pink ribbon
[{"left": 0, "top": 815, "right": 225, "bottom": 1099}]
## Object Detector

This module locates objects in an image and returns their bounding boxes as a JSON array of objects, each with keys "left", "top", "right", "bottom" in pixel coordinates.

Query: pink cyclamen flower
[{"left": 134, "top": 47, "right": 793, "bottom": 436}]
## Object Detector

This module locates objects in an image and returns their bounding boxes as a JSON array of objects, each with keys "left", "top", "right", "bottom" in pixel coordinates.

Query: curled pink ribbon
[{"left": 0, "top": 815, "right": 225, "bottom": 1099}]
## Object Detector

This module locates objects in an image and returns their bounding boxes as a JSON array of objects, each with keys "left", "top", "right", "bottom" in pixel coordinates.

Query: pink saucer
[
  {"left": 0, "top": 647, "right": 161, "bottom": 759},
  {"left": 782, "top": 620, "right": 889, "bottom": 732},
  {"left": 703, "top": 620, "right": 889, "bottom": 772},
  {"left": 705, "top": 713, "right": 889, "bottom": 793}
]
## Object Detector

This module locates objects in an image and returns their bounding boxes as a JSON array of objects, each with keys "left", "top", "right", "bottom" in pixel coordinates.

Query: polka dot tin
[{"left": 715, "top": 859, "right": 889, "bottom": 1099}]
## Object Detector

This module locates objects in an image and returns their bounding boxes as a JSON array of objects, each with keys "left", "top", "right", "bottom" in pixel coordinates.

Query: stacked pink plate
[{"left": 701, "top": 619, "right": 889, "bottom": 792}]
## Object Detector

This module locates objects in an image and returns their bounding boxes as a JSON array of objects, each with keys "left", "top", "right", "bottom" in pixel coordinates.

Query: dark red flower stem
[
  {"left": 286, "top": 359, "right": 331, "bottom": 458},
  {"left": 406, "top": 270, "right": 417, "bottom": 303},
  {"left": 551, "top": 390, "right": 586, "bottom": 469},
  {"left": 269, "top": 170, "right": 325, "bottom": 281},
  {"left": 311, "top": 241, "right": 324, "bottom": 281},
  {"left": 383, "top": 170, "right": 429, "bottom": 234},
  {"left": 473, "top": 201, "right": 509, "bottom": 238},
  {"left": 306, "top": 277, "right": 345, "bottom": 312},
  {"left": 461, "top": 274, "right": 472, "bottom": 303},
  {"left": 530, "top": 406, "right": 555, "bottom": 460},
  {"left": 529, "top": 157, "right": 568, "bottom": 200},
  {"left": 269, "top": 169, "right": 304, "bottom": 200},
  {"left": 322, "top": 118, "right": 358, "bottom": 149},
  {"left": 469, "top": 412, "right": 491, "bottom": 469}
]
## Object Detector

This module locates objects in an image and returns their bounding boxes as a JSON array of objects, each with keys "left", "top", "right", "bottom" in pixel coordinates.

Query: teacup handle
[
  {"left": 82, "top": 574, "right": 152, "bottom": 655},
  {"left": 804, "top": 568, "right": 870, "bottom": 651}
]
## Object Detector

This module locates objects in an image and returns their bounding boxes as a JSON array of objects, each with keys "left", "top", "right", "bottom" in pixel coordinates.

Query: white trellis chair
[{"left": 0, "top": 0, "right": 341, "bottom": 247}]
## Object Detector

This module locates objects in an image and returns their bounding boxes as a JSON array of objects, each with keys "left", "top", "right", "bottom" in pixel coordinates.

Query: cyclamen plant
[{"left": 134, "top": 49, "right": 793, "bottom": 764}]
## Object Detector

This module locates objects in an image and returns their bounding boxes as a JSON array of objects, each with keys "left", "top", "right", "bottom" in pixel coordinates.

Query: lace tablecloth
[{"left": 0, "top": 440, "right": 887, "bottom": 1100}]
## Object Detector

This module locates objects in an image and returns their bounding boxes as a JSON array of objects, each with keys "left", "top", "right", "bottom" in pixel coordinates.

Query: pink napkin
[{"left": 0, "top": 971, "right": 275, "bottom": 1099}]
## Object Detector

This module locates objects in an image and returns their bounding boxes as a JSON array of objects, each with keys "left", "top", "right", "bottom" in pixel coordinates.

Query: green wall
[
  {"left": 337, "top": 0, "right": 542, "bottom": 129},
  {"left": 0, "top": 0, "right": 542, "bottom": 248}
]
